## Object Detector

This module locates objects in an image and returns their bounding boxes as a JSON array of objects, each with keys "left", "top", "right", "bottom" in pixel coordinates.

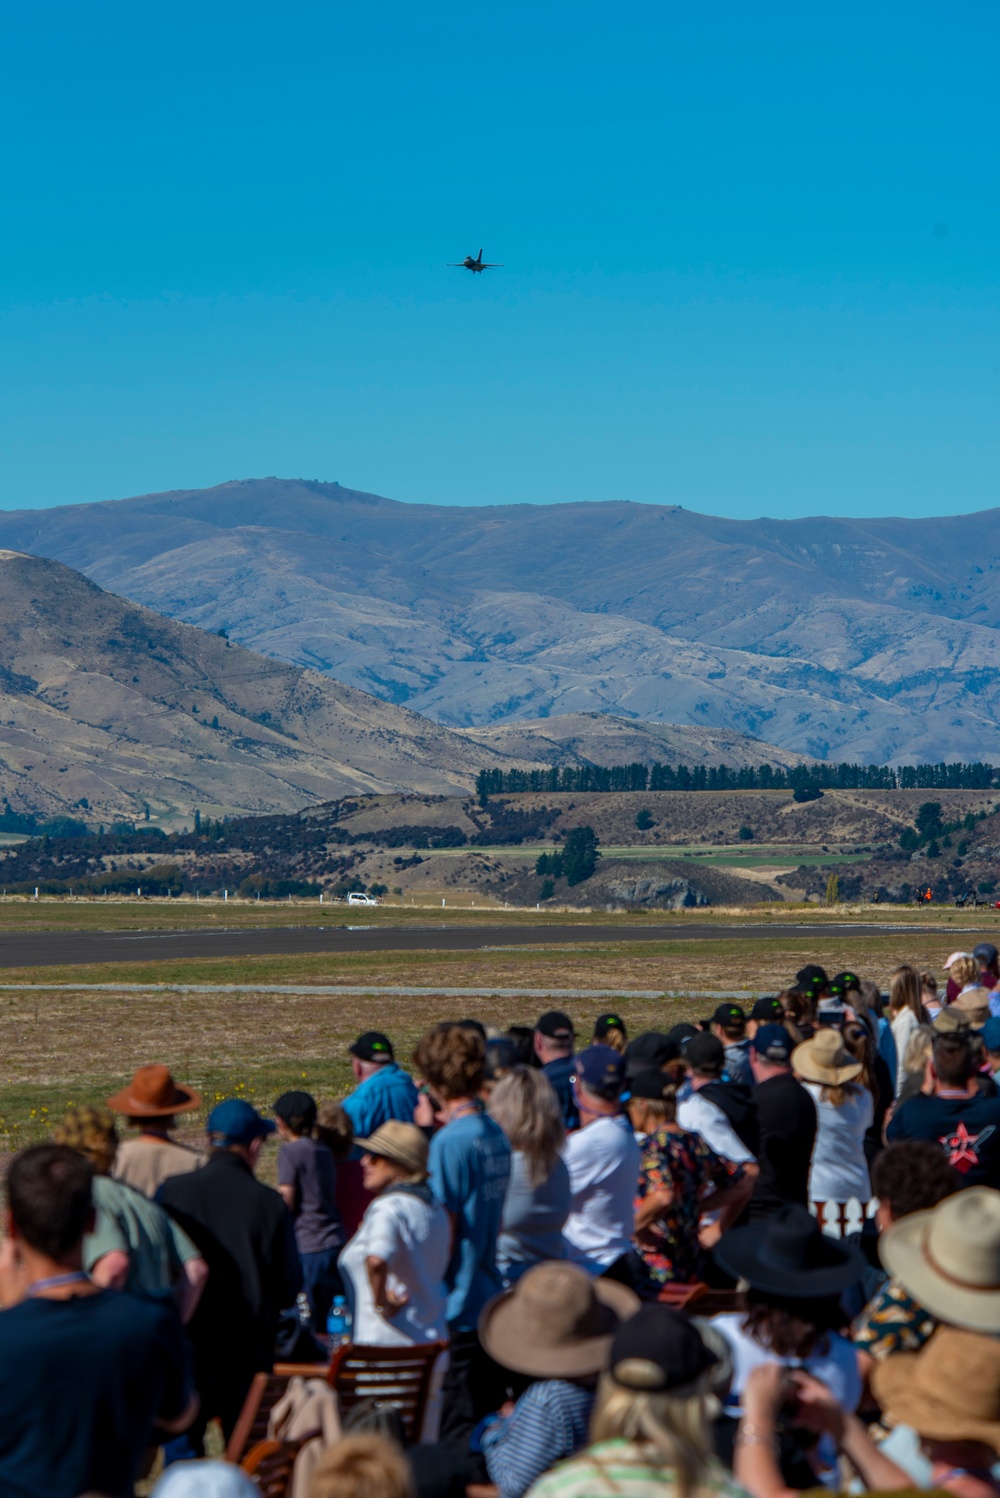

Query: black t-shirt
[
  {"left": 0, "top": 1289, "right": 189, "bottom": 1498},
  {"left": 887, "top": 1091, "right": 1000, "bottom": 1187},
  {"left": 749, "top": 1072, "right": 818, "bottom": 1219}
]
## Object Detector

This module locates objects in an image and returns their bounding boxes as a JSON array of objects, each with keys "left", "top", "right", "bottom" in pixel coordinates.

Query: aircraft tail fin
[{"left": 477, "top": 248, "right": 483, "bottom": 261}]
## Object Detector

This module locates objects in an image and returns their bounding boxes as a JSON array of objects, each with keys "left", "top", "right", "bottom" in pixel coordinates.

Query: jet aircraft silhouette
[{"left": 449, "top": 248, "right": 503, "bottom": 273}]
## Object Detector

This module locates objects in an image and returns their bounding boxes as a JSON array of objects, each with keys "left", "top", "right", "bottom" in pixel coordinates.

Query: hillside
[
  {"left": 458, "top": 713, "right": 812, "bottom": 768},
  {"left": 0, "top": 551, "right": 533, "bottom": 824},
  {"left": 3, "top": 478, "right": 1000, "bottom": 761}
]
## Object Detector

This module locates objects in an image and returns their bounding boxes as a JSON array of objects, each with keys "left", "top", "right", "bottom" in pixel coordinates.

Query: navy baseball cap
[
  {"left": 207, "top": 1098, "right": 276, "bottom": 1147},
  {"left": 982, "top": 1017, "right": 1000, "bottom": 1052},
  {"left": 974, "top": 944, "right": 999, "bottom": 967},
  {"left": 573, "top": 1044, "right": 625, "bottom": 1098},
  {"left": 751, "top": 1024, "right": 793, "bottom": 1065}
]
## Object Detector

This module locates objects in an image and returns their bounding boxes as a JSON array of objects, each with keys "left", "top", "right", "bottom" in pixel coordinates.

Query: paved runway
[{"left": 0, "top": 920, "right": 954, "bottom": 969}]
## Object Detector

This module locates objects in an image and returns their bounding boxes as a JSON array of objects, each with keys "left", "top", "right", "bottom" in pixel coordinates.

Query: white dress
[{"left": 338, "top": 1186, "right": 450, "bottom": 1439}]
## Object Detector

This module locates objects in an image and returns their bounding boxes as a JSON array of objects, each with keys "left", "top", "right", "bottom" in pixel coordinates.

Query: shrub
[
  {"left": 738, "top": 826, "right": 754, "bottom": 842},
  {"left": 634, "top": 809, "right": 655, "bottom": 830}
]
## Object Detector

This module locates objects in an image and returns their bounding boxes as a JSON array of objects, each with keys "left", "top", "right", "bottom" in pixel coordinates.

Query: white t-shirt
[
  {"left": 339, "top": 1188, "right": 450, "bottom": 1347},
  {"left": 676, "top": 1091, "right": 756, "bottom": 1165},
  {"left": 804, "top": 1083, "right": 873, "bottom": 1202},
  {"left": 563, "top": 1114, "right": 640, "bottom": 1272},
  {"left": 891, "top": 1007, "right": 919, "bottom": 1095}
]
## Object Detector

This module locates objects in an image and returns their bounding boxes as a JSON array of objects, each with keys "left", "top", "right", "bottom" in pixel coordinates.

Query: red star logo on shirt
[{"left": 941, "top": 1122, "right": 995, "bottom": 1173}]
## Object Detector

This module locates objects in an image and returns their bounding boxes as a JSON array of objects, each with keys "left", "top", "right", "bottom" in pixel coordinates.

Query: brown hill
[{"left": 457, "top": 712, "right": 812, "bottom": 768}]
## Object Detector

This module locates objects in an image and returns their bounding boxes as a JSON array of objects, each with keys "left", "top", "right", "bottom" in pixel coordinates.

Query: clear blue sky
[{"left": 1, "top": 2, "right": 996, "bottom": 518}]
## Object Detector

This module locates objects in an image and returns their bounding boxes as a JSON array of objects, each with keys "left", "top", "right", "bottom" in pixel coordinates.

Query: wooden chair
[
  {"left": 226, "top": 1362, "right": 330, "bottom": 1465},
  {"left": 688, "top": 1286, "right": 744, "bottom": 1318},
  {"left": 327, "top": 1340, "right": 448, "bottom": 1446},
  {"left": 810, "top": 1198, "right": 874, "bottom": 1239},
  {"left": 241, "top": 1437, "right": 312, "bottom": 1498},
  {"left": 654, "top": 1281, "right": 707, "bottom": 1311}
]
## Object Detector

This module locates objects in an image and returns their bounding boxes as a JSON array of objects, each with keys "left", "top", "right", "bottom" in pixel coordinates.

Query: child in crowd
[{"left": 274, "top": 1091, "right": 344, "bottom": 1329}]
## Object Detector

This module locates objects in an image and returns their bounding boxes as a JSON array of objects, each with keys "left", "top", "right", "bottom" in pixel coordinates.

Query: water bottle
[{"left": 326, "top": 1295, "right": 352, "bottom": 1351}]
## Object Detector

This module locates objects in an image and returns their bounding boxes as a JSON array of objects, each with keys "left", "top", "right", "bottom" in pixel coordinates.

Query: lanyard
[{"left": 26, "top": 1271, "right": 91, "bottom": 1297}]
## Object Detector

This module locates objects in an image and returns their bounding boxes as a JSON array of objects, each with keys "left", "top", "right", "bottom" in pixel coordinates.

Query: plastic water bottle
[{"left": 326, "top": 1295, "right": 352, "bottom": 1351}]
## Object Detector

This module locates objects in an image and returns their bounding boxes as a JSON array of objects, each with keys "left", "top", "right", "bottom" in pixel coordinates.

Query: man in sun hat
[
  {"left": 156, "top": 1099, "right": 300, "bottom": 1451},
  {"left": 887, "top": 1031, "right": 1000, "bottom": 1186},
  {"left": 563, "top": 1046, "right": 641, "bottom": 1280},
  {"left": 342, "top": 1031, "right": 419, "bottom": 1141},
  {"left": 107, "top": 1064, "right": 204, "bottom": 1197}
]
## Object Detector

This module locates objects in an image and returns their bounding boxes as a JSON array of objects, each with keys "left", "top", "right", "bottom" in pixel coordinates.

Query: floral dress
[{"left": 634, "top": 1126, "right": 742, "bottom": 1284}]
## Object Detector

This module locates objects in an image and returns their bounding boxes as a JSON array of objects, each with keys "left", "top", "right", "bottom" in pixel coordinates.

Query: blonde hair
[
  {"left": 316, "top": 1102, "right": 354, "bottom": 1159},
  {"left": 588, "top": 1373, "right": 713, "bottom": 1498},
  {"left": 488, "top": 1066, "right": 564, "bottom": 1186},
  {"left": 889, "top": 965, "right": 929, "bottom": 1025},
  {"left": 951, "top": 956, "right": 979, "bottom": 989},
  {"left": 903, "top": 1024, "right": 934, "bottom": 1076},
  {"left": 309, "top": 1435, "right": 414, "bottom": 1498},
  {"left": 596, "top": 1024, "right": 627, "bottom": 1054},
  {"left": 819, "top": 1082, "right": 860, "bottom": 1109}
]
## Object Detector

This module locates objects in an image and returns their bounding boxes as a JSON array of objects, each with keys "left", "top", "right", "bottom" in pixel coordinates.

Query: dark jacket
[
  {"left": 543, "top": 1054, "right": 579, "bottom": 1131},
  {"left": 700, "top": 1081, "right": 760, "bottom": 1157},
  {"left": 157, "top": 1149, "right": 301, "bottom": 1405},
  {"left": 749, "top": 1072, "right": 817, "bottom": 1220}
]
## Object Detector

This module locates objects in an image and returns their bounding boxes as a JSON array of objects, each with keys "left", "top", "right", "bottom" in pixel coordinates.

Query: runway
[{"left": 0, "top": 920, "right": 954, "bottom": 969}]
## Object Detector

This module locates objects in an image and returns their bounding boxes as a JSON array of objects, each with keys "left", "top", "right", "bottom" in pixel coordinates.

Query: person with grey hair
[{"left": 488, "top": 1066, "right": 570, "bottom": 1285}]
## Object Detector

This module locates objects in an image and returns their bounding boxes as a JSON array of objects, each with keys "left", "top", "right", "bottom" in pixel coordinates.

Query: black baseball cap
[
  {"left": 623, "top": 1031, "right": 674, "bottom": 1079},
  {"left": 274, "top": 1090, "right": 317, "bottom": 1129},
  {"left": 685, "top": 1033, "right": 725, "bottom": 1073},
  {"left": 628, "top": 1068, "right": 675, "bottom": 1102},
  {"left": 349, "top": 1031, "right": 395, "bottom": 1062},
  {"left": 829, "top": 971, "right": 861, "bottom": 997},
  {"left": 712, "top": 1003, "right": 746, "bottom": 1028},
  {"left": 751, "top": 1024, "right": 793, "bottom": 1064},
  {"left": 536, "top": 1010, "right": 575, "bottom": 1040},
  {"left": 594, "top": 1013, "right": 627, "bottom": 1041},
  {"left": 609, "top": 1306, "right": 726, "bottom": 1395},
  {"left": 795, "top": 965, "right": 830, "bottom": 996},
  {"left": 751, "top": 996, "right": 785, "bottom": 1023}
]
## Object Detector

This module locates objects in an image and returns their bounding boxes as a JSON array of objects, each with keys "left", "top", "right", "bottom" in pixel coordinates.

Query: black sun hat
[{"left": 714, "top": 1203, "right": 865, "bottom": 1297}]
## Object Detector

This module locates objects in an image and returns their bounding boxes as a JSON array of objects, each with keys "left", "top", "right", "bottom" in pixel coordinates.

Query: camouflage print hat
[{"left": 53, "top": 1104, "right": 118, "bottom": 1173}]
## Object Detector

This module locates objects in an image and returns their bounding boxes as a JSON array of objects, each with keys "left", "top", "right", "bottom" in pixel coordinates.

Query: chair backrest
[
  {"left": 810, "top": 1198, "right": 874, "bottom": 1239},
  {"left": 241, "top": 1437, "right": 307, "bottom": 1498},
  {"left": 226, "top": 1362, "right": 330, "bottom": 1464},
  {"left": 327, "top": 1341, "right": 448, "bottom": 1445},
  {"left": 654, "top": 1282, "right": 707, "bottom": 1311}
]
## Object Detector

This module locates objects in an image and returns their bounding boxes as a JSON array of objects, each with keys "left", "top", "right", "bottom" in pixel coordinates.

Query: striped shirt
[
  {"left": 526, "top": 1440, "right": 753, "bottom": 1498},
  {"left": 481, "top": 1381, "right": 595, "bottom": 1498}
]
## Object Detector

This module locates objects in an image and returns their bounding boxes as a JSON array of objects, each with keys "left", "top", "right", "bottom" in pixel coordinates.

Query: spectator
[
  {"left": 592, "top": 1013, "right": 628, "bottom": 1054},
  {"left": 342, "top": 1033, "right": 419, "bottom": 1140},
  {"left": 944, "top": 949, "right": 972, "bottom": 1006},
  {"left": 877, "top": 1185, "right": 1000, "bottom": 1337},
  {"left": 857, "top": 977, "right": 897, "bottom": 1083},
  {"left": 413, "top": 1023, "right": 511, "bottom": 1445},
  {"left": 316, "top": 1102, "right": 370, "bottom": 1239},
  {"left": 712, "top": 1203, "right": 865, "bottom": 1484},
  {"left": 627, "top": 1069, "right": 752, "bottom": 1285},
  {"left": 477, "top": 1262, "right": 639, "bottom": 1498},
  {"left": 747, "top": 997, "right": 786, "bottom": 1041},
  {"left": 921, "top": 970, "right": 942, "bottom": 1020},
  {"left": 795, "top": 965, "right": 830, "bottom": 1007},
  {"left": 525, "top": 1306, "right": 734, "bottom": 1498},
  {"left": 53, "top": 1104, "right": 208, "bottom": 1322},
  {"left": 975, "top": 942, "right": 1000, "bottom": 1007},
  {"left": 0, "top": 1144, "right": 195, "bottom": 1498},
  {"left": 534, "top": 1011, "right": 578, "bottom": 1131},
  {"left": 777, "top": 987, "right": 814, "bottom": 1045},
  {"left": 842, "top": 1017, "right": 892, "bottom": 1171},
  {"left": 746, "top": 1026, "right": 817, "bottom": 1220},
  {"left": 897, "top": 1023, "right": 935, "bottom": 1102},
  {"left": 951, "top": 954, "right": 992, "bottom": 1027},
  {"left": 274, "top": 1090, "right": 343, "bottom": 1330},
  {"left": 338, "top": 1121, "right": 449, "bottom": 1438},
  {"left": 889, "top": 965, "right": 930, "bottom": 1095},
  {"left": 484, "top": 1038, "right": 520, "bottom": 1098},
  {"left": 107, "top": 1064, "right": 204, "bottom": 1196},
  {"left": 983, "top": 1018, "right": 1000, "bottom": 1079},
  {"left": 712, "top": 1004, "right": 753, "bottom": 1086},
  {"left": 886, "top": 1031, "right": 1000, "bottom": 1187},
  {"left": 157, "top": 1099, "right": 301, "bottom": 1448},
  {"left": 562, "top": 1045, "right": 640, "bottom": 1281},
  {"left": 622, "top": 1031, "right": 675, "bottom": 1085},
  {"left": 310, "top": 1434, "right": 415, "bottom": 1498},
  {"left": 677, "top": 1034, "right": 758, "bottom": 1168},
  {"left": 488, "top": 1067, "right": 570, "bottom": 1285},
  {"left": 791, "top": 1029, "right": 873, "bottom": 1204},
  {"left": 154, "top": 1463, "right": 258, "bottom": 1497},
  {"left": 853, "top": 1140, "right": 958, "bottom": 1373},
  {"left": 506, "top": 1026, "right": 541, "bottom": 1068}
]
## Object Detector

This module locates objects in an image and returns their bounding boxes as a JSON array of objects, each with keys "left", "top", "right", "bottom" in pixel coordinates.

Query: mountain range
[{"left": 2, "top": 477, "right": 999, "bottom": 763}]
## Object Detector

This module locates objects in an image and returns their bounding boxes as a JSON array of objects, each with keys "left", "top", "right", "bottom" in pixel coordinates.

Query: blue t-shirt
[
  {"left": 0, "top": 1289, "right": 190, "bottom": 1498},
  {"left": 429, "top": 1110, "right": 511, "bottom": 1329},
  {"left": 543, "top": 1055, "right": 579, "bottom": 1131},
  {"left": 342, "top": 1063, "right": 419, "bottom": 1141}
]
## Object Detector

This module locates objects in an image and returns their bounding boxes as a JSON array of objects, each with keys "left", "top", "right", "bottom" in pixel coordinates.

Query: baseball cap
[
  {"left": 974, "top": 944, "right": 1000, "bottom": 967},
  {"left": 982, "top": 1018, "right": 1000, "bottom": 1053},
  {"left": 945, "top": 951, "right": 972, "bottom": 970},
  {"left": 829, "top": 972, "right": 861, "bottom": 998},
  {"left": 685, "top": 1033, "right": 725, "bottom": 1073},
  {"left": 207, "top": 1098, "right": 276, "bottom": 1147},
  {"left": 623, "top": 1031, "right": 674, "bottom": 1080},
  {"left": 273, "top": 1090, "right": 317, "bottom": 1129},
  {"left": 795, "top": 965, "right": 830, "bottom": 997},
  {"left": 536, "top": 1010, "right": 575, "bottom": 1040},
  {"left": 712, "top": 1003, "right": 746, "bottom": 1028},
  {"left": 573, "top": 1044, "right": 625, "bottom": 1098},
  {"left": 628, "top": 1068, "right": 676, "bottom": 1102},
  {"left": 349, "top": 1031, "right": 395, "bottom": 1062},
  {"left": 751, "top": 1024, "right": 794, "bottom": 1064},
  {"left": 609, "top": 1306, "right": 728, "bottom": 1396},
  {"left": 750, "top": 997, "right": 785, "bottom": 1023},
  {"left": 594, "top": 1013, "right": 627, "bottom": 1041}
]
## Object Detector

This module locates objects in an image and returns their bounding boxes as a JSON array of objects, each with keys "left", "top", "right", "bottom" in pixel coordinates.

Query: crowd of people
[{"left": 7, "top": 948, "right": 1000, "bottom": 1498}]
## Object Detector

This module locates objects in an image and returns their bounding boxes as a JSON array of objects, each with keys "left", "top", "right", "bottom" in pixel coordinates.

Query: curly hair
[
  {"left": 315, "top": 1102, "right": 354, "bottom": 1159},
  {"left": 412, "top": 1023, "right": 485, "bottom": 1101},
  {"left": 871, "top": 1140, "right": 958, "bottom": 1220}
]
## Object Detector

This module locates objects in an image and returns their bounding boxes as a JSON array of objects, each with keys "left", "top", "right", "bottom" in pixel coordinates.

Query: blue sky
[{"left": 0, "top": 2, "right": 996, "bottom": 518}]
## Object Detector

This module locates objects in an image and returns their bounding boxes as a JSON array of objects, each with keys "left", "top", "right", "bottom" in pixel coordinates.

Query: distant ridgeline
[{"left": 476, "top": 761, "right": 1000, "bottom": 798}]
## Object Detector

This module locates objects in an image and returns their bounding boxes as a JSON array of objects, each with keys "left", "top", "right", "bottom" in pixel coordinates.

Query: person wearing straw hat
[
  {"left": 791, "top": 1029, "right": 873, "bottom": 1204},
  {"left": 107, "top": 1065, "right": 204, "bottom": 1198}
]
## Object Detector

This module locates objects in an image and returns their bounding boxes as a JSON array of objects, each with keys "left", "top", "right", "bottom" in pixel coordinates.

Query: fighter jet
[{"left": 449, "top": 248, "right": 503, "bottom": 273}]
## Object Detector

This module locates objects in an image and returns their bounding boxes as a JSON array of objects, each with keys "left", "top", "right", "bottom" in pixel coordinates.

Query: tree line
[{"left": 476, "top": 759, "right": 1000, "bottom": 799}]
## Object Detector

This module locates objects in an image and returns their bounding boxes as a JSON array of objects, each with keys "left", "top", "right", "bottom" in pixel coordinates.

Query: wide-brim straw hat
[
  {"left": 106, "top": 1064, "right": 201, "bottom": 1117},
  {"left": 355, "top": 1120, "right": 429, "bottom": 1179},
  {"left": 479, "top": 1261, "right": 639, "bottom": 1379},
  {"left": 880, "top": 1187, "right": 1000, "bottom": 1333},
  {"left": 872, "top": 1326, "right": 1000, "bottom": 1449},
  {"left": 952, "top": 987, "right": 990, "bottom": 1027},
  {"left": 791, "top": 1028, "right": 862, "bottom": 1087}
]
